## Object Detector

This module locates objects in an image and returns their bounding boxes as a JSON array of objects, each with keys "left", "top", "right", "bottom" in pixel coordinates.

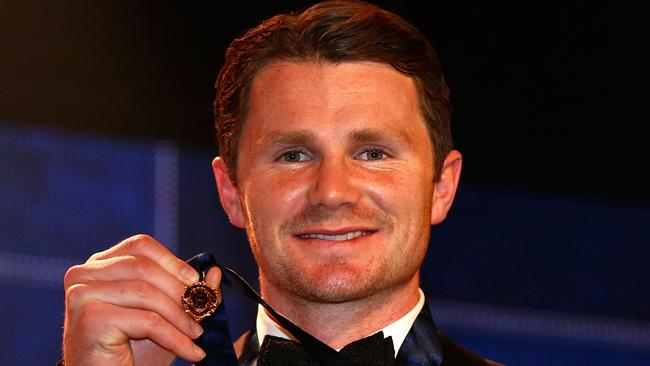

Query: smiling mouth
[{"left": 296, "top": 230, "right": 375, "bottom": 241}]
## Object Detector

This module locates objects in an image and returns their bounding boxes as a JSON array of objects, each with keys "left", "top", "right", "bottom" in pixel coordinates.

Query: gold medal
[{"left": 182, "top": 281, "right": 221, "bottom": 322}]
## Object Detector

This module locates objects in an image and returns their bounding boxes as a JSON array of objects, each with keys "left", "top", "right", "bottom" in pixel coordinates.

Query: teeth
[{"left": 299, "top": 231, "right": 370, "bottom": 241}]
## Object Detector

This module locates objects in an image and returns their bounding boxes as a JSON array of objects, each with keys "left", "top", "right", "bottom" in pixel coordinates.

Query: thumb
[{"left": 204, "top": 266, "right": 222, "bottom": 290}]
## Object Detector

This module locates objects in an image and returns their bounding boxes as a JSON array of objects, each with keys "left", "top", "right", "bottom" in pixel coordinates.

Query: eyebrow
[
  {"left": 348, "top": 128, "right": 413, "bottom": 145},
  {"left": 261, "top": 129, "right": 317, "bottom": 146},
  {"left": 258, "top": 127, "right": 413, "bottom": 147}
]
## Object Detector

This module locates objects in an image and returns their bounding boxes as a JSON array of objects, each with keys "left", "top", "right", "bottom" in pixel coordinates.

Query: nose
[{"left": 307, "top": 157, "right": 362, "bottom": 209}]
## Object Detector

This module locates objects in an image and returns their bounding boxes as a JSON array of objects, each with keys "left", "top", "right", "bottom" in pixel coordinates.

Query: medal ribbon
[{"left": 187, "top": 252, "right": 344, "bottom": 366}]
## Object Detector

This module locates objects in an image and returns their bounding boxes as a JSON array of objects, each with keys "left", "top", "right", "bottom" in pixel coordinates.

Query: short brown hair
[{"left": 215, "top": 0, "right": 452, "bottom": 182}]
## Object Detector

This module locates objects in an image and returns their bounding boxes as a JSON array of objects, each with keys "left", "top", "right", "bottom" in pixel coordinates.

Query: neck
[{"left": 260, "top": 273, "right": 421, "bottom": 350}]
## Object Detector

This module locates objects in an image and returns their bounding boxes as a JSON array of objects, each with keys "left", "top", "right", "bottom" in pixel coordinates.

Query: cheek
[
  {"left": 241, "top": 172, "right": 308, "bottom": 226},
  {"left": 363, "top": 168, "right": 431, "bottom": 211},
  {"left": 265, "top": 171, "right": 310, "bottom": 210}
]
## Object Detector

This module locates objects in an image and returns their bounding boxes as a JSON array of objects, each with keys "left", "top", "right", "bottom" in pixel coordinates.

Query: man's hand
[{"left": 62, "top": 234, "right": 222, "bottom": 365}]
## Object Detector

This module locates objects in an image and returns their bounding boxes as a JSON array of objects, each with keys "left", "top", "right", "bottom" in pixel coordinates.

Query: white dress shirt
[{"left": 256, "top": 289, "right": 425, "bottom": 358}]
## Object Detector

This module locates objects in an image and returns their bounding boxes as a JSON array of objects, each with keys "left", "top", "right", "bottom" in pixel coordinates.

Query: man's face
[{"left": 215, "top": 61, "right": 455, "bottom": 304}]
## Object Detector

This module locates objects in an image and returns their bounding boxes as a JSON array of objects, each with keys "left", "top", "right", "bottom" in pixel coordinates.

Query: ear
[
  {"left": 212, "top": 157, "right": 246, "bottom": 228},
  {"left": 430, "top": 150, "right": 463, "bottom": 225}
]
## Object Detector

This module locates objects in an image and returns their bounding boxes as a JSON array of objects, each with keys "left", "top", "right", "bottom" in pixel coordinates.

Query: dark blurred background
[
  {"left": 1, "top": 1, "right": 647, "bottom": 200},
  {"left": 1, "top": 1, "right": 648, "bottom": 365}
]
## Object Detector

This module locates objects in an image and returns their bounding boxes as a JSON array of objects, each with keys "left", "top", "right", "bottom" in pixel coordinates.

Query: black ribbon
[
  {"left": 188, "top": 252, "right": 349, "bottom": 366},
  {"left": 187, "top": 253, "right": 238, "bottom": 366}
]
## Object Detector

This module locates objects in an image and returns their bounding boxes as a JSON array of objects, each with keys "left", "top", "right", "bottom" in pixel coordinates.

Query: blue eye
[
  {"left": 359, "top": 148, "right": 385, "bottom": 161},
  {"left": 281, "top": 150, "right": 310, "bottom": 162}
]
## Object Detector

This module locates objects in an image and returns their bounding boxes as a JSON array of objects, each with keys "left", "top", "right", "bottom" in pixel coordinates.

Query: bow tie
[{"left": 257, "top": 331, "right": 395, "bottom": 366}]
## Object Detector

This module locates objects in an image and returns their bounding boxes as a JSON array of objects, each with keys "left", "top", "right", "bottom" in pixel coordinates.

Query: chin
[{"left": 292, "top": 263, "right": 384, "bottom": 303}]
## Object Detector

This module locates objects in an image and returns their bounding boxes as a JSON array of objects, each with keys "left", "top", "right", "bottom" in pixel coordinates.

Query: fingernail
[
  {"left": 194, "top": 345, "right": 206, "bottom": 360},
  {"left": 180, "top": 265, "right": 199, "bottom": 284},
  {"left": 191, "top": 321, "right": 204, "bottom": 338}
]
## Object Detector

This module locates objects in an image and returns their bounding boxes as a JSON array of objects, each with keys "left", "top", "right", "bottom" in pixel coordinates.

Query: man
[{"left": 62, "top": 1, "right": 501, "bottom": 365}]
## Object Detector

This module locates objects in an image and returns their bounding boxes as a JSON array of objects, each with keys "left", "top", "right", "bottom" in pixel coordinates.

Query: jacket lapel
[{"left": 395, "top": 299, "right": 444, "bottom": 366}]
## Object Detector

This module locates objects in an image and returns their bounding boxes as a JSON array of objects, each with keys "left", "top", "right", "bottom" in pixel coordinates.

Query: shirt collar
[{"left": 255, "top": 289, "right": 425, "bottom": 358}]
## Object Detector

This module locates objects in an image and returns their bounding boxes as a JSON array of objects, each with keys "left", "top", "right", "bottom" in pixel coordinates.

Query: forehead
[
  {"left": 242, "top": 60, "right": 425, "bottom": 137},
  {"left": 248, "top": 60, "right": 419, "bottom": 115}
]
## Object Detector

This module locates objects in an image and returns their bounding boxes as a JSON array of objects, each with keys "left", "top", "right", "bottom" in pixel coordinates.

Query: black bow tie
[{"left": 257, "top": 331, "right": 395, "bottom": 366}]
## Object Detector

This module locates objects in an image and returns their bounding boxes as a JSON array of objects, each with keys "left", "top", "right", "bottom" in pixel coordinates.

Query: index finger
[{"left": 88, "top": 234, "right": 199, "bottom": 285}]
